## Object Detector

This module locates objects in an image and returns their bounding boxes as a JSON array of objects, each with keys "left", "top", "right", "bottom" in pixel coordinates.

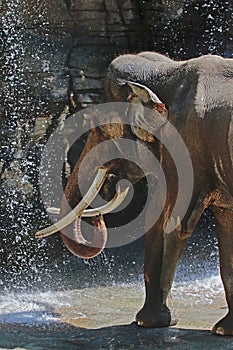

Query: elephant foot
[
  {"left": 212, "top": 313, "right": 233, "bottom": 336},
  {"left": 136, "top": 304, "right": 178, "bottom": 328}
]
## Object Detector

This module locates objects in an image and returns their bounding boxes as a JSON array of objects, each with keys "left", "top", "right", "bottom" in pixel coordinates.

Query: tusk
[
  {"left": 83, "top": 185, "right": 129, "bottom": 217},
  {"left": 46, "top": 207, "right": 60, "bottom": 215},
  {"left": 46, "top": 185, "right": 129, "bottom": 217},
  {"left": 35, "top": 167, "right": 108, "bottom": 238}
]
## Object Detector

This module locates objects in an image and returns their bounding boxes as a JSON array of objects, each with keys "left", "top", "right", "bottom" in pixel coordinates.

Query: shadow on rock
[{"left": 0, "top": 321, "right": 232, "bottom": 350}]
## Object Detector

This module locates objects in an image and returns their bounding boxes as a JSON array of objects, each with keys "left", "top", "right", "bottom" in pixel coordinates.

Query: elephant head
[{"left": 36, "top": 82, "right": 168, "bottom": 259}]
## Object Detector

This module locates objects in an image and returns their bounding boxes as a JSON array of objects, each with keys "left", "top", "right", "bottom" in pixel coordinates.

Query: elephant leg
[
  {"left": 211, "top": 207, "right": 233, "bottom": 336},
  {"left": 136, "top": 196, "right": 205, "bottom": 328},
  {"left": 136, "top": 221, "right": 188, "bottom": 328}
]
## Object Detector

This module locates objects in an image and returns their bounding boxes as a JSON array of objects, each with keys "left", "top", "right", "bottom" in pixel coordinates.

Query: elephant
[{"left": 36, "top": 52, "right": 233, "bottom": 336}]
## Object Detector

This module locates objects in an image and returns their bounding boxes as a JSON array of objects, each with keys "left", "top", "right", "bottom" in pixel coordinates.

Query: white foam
[
  {"left": 0, "top": 276, "right": 225, "bottom": 325},
  {"left": 0, "top": 292, "right": 60, "bottom": 325}
]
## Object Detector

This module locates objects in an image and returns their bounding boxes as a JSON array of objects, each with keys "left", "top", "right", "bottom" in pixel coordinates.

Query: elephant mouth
[{"left": 35, "top": 167, "right": 130, "bottom": 258}]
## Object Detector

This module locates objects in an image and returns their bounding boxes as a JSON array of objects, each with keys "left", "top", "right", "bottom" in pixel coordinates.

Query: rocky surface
[
  {"left": 0, "top": 323, "right": 233, "bottom": 350},
  {"left": 2, "top": 0, "right": 232, "bottom": 129}
]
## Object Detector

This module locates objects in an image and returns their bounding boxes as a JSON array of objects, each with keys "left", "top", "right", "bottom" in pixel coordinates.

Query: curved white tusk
[
  {"left": 82, "top": 185, "right": 129, "bottom": 217},
  {"left": 35, "top": 167, "right": 108, "bottom": 238},
  {"left": 46, "top": 186, "right": 130, "bottom": 217}
]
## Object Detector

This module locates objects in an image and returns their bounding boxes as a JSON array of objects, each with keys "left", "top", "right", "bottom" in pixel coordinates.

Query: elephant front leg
[
  {"left": 211, "top": 207, "right": 233, "bottom": 336},
  {"left": 136, "top": 220, "right": 188, "bottom": 328},
  {"left": 136, "top": 192, "right": 206, "bottom": 328}
]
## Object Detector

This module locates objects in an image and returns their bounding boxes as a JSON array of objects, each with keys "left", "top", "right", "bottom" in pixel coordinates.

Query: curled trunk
[
  {"left": 58, "top": 150, "right": 109, "bottom": 258},
  {"left": 61, "top": 215, "right": 107, "bottom": 258},
  {"left": 36, "top": 167, "right": 109, "bottom": 259},
  {"left": 35, "top": 126, "right": 129, "bottom": 259}
]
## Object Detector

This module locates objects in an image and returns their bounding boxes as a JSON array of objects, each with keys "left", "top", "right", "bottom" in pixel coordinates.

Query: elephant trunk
[
  {"left": 61, "top": 215, "right": 107, "bottom": 258},
  {"left": 36, "top": 167, "right": 109, "bottom": 259},
  {"left": 35, "top": 126, "right": 130, "bottom": 259},
  {"left": 59, "top": 127, "right": 111, "bottom": 258}
]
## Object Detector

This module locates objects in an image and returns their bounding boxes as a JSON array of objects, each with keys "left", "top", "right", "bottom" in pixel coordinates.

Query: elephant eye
[{"left": 127, "top": 92, "right": 138, "bottom": 101}]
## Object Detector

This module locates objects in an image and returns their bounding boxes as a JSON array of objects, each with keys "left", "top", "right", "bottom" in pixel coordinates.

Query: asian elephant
[{"left": 36, "top": 52, "right": 233, "bottom": 336}]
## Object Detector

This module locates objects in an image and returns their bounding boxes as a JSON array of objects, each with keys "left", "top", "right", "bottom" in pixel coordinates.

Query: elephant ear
[
  {"left": 126, "top": 81, "right": 168, "bottom": 116},
  {"left": 127, "top": 82, "right": 168, "bottom": 143},
  {"left": 126, "top": 82, "right": 168, "bottom": 142}
]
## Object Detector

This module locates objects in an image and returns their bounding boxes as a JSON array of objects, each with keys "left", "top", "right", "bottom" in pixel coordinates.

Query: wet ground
[
  {"left": 0, "top": 276, "right": 232, "bottom": 349},
  {"left": 1, "top": 323, "right": 233, "bottom": 350}
]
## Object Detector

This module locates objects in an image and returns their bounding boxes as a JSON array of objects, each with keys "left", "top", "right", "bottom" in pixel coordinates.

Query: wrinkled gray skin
[
  {"left": 104, "top": 52, "right": 233, "bottom": 335},
  {"left": 61, "top": 52, "right": 233, "bottom": 335}
]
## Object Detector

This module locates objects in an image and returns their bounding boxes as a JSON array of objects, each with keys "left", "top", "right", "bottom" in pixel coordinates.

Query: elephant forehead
[
  {"left": 100, "top": 123, "right": 125, "bottom": 138},
  {"left": 99, "top": 113, "right": 125, "bottom": 138}
]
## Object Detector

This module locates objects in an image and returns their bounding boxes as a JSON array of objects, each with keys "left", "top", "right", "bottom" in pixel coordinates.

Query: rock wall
[{"left": 2, "top": 0, "right": 232, "bottom": 122}]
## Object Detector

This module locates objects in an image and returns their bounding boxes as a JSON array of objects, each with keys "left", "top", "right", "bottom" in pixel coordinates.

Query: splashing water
[
  {"left": 0, "top": 275, "right": 225, "bottom": 330},
  {"left": 1, "top": 0, "right": 70, "bottom": 287}
]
